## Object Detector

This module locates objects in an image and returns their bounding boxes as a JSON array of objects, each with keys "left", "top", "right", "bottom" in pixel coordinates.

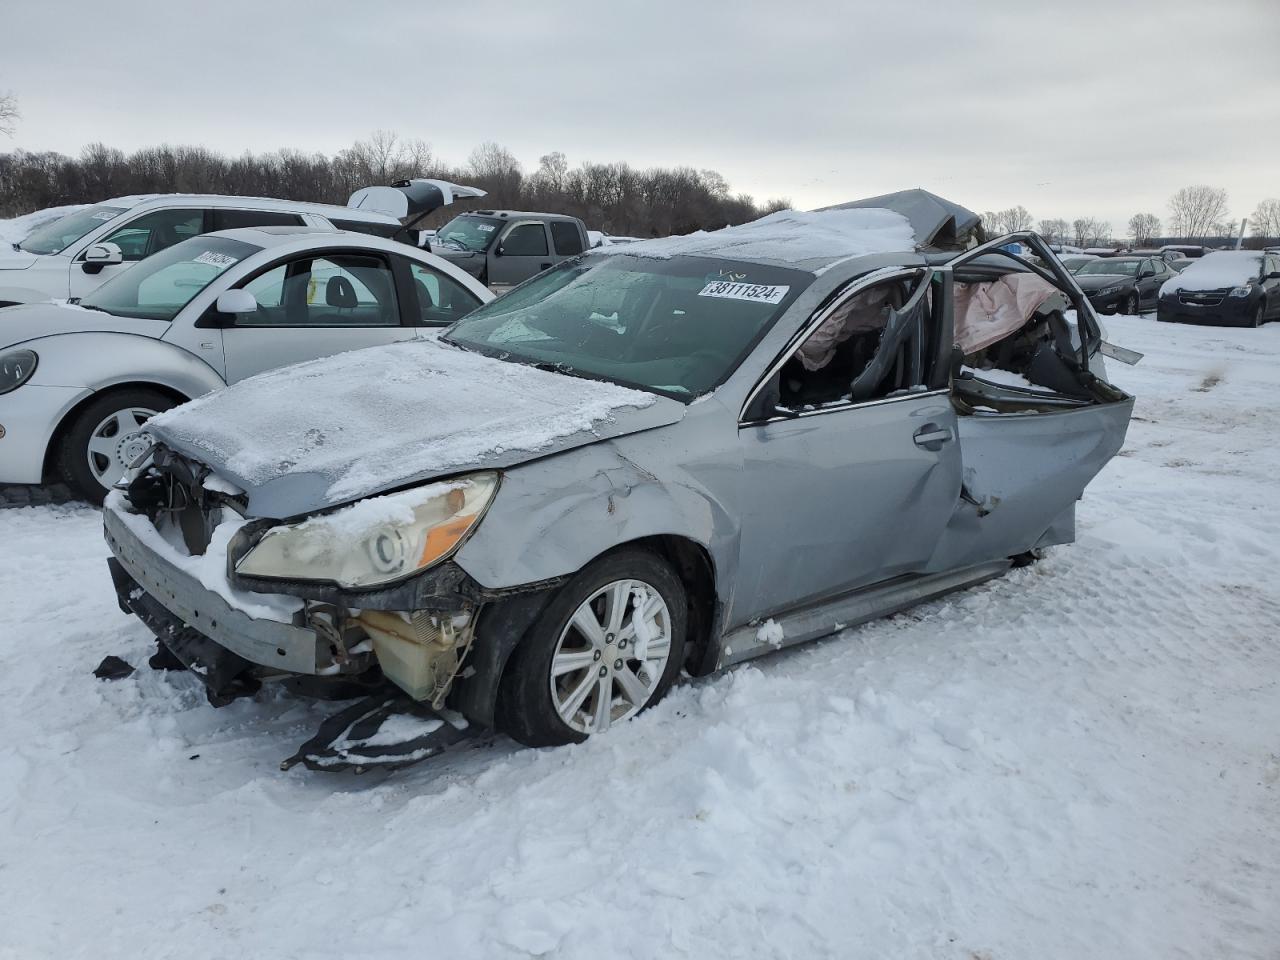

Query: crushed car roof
[
  {"left": 819, "top": 189, "right": 982, "bottom": 251},
  {"left": 587, "top": 190, "right": 983, "bottom": 274},
  {"left": 586, "top": 207, "right": 916, "bottom": 274}
]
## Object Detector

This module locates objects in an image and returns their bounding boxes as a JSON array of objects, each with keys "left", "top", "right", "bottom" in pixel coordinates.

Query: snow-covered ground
[{"left": 1, "top": 315, "right": 1278, "bottom": 959}]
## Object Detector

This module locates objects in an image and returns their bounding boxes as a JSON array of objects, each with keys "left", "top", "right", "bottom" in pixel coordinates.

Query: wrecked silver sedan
[{"left": 102, "top": 191, "right": 1134, "bottom": 769}]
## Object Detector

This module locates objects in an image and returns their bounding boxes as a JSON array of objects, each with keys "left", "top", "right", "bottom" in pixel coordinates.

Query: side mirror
[
  {"left": 494, "top": 245, "right": 505, "bottom": 257},
  {"left": 81, "top": 241, "right": 123, "bottom": 274},
  {"left": 216, "top": 289, "right": 258, "bottom": 315},
  {"left": 1267, "top": 271, "right": 1280, "bottom": 280}
]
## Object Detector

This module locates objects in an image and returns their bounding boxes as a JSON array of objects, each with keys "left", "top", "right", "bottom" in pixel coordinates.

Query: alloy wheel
[{"left": 548, "top": 578, "right": 672, "bottom": 735}]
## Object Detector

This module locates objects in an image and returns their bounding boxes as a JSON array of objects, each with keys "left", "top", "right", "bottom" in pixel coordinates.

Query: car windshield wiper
[{"left": 75, "top": 302, "right": 111, "bottom": 313}]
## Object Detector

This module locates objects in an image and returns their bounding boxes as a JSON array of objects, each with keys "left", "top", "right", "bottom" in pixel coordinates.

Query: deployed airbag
[{"left": 954, "top": 274, "right": 1059, "bottom": 354}]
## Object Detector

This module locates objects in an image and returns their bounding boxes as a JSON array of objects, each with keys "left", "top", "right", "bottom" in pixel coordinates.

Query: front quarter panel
[
  {"left": 25, "top": 332, "right": 227, "bottom": 397},
  {"left": 453, "top": 396, "right": 744, "bottom": 601}
]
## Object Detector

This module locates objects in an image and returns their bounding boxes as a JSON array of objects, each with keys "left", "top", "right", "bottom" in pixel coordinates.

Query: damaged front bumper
[
  {"left": 105, "top": 502, "right": 323, "bottom": 677},
  {"left": 103, "top": 492, "right": 557, "bottom": 768}
]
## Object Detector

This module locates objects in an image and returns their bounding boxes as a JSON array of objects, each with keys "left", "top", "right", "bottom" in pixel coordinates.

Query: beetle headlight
[
  {"left": 0, "top": 350, "right": 38, "bottom": 395},
  {"left": 236, "top": 472, "right": 498, "bottom": 588}
]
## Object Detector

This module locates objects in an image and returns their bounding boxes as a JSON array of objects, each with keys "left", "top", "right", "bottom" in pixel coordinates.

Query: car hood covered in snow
[
  {"left": 0, "top": 249, "right": 40, "bottom": 270},
  {"left": 1160, "top": 252, "right": 1264, "bottom": 294},
  {"left": 0, "top": 301, "right": 170, "bottom": 348},
  {"left": 146, "top": 338, "right": 684, "bottom": 518}
]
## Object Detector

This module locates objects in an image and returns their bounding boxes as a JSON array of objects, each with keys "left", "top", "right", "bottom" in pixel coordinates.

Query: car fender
[
  {"left": 25, "top": 331, "right": 227, "bottom": 397},
  {"left": 450, "top": 427, "right": 742, "bottom": 729},
  {"left": 21, "top": 332, "right": 227, "bottom": 469},
  {"left": 454, "top": 426, "right": 742, "bottom": 603}
]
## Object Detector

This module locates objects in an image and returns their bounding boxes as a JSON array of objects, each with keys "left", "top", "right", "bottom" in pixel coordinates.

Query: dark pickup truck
[{"left": 429, "top": 210, "right": 589, "bottom": 291}]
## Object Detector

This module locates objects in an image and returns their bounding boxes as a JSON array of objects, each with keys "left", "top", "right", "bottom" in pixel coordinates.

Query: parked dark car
[
  {"left": 1157, "top": 251, "right": 1280, "bottom": 327},
  {"left": 429, "top": 211, "right": 590, "bottom": 292},
  {"left": 1074, "top": 256, "right": 1178, "bottom": 314},
  {"left": 1159, "top": 244, "right": 1208, "bottom": 259},
  {"left": 1059, "top": 254, "right": 1098, "bottom": 274}
]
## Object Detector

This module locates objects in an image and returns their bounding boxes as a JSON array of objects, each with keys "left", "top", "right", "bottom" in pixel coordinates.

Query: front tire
[
  {"left": 1251, "top": 303, "right": 1265, "bottom": 328},
  {"left": 1122, "top": 293, "right": 1139, "bottom": 315},
  {"left": 498, "top": 549, "right": 687, "bottom": 747},
  {"left": 55, "top": 388, "right": 175, "bottom": 504}
]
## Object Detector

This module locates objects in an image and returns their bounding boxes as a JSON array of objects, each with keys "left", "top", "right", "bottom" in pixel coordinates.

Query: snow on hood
[
  {"left": 146, "top": 338, "right": 681, "bottom": 518},
  {"left": 587, "top": 208, "right": 915, "bottom": 273},
  {"left": 0, "top": 301, "right": 170, "bottom": 349},
  {"left": 0, "top": 249, "right": 39, "bottom": 270},
  {"left": 0, "top": 203, "right": 88, "bottom": 248},
  {"left": 1160, "top": 251, "right": 1264, "bottom": 293}
]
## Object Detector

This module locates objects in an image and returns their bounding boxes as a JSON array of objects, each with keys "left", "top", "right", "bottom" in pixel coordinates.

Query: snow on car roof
[{"left": 587, "top": 208, "right": 916, "bottom": 274}]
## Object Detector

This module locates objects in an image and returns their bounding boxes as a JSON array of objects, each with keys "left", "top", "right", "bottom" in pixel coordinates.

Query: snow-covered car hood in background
[
  {"left": 0, "top": 249, "right": 40, "bottom": 270},
  {"left": 0, "top": 301, "right": 170, "bottom": 348},
  {"left": 146, "top": 338, "right": 685, "bottom": 518},
  {"left": 1160, "top": 253, "right": 1265, "bottom": 294}
]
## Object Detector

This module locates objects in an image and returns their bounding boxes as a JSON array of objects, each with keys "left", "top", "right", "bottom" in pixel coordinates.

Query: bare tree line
[
  {"left": 0, "top": 131, "right": 791, "bottom": 238},
  {"left": 995, "top": 185, "right": 1279, "bottom": 249}
]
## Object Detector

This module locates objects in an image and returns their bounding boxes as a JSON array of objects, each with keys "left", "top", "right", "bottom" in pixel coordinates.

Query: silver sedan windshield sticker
[{"left": 697, "top": 281, "right": 789, "bottom": 305}]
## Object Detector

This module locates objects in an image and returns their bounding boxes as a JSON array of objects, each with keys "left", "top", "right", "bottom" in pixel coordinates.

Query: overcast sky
[{"left": 4, "top": 0, "right": 1278, "bottom": 230}]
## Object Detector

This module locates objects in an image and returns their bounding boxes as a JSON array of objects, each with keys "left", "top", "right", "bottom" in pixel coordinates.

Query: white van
[{"left": 0, "top": 181, "right": 483, "bottom": 306}]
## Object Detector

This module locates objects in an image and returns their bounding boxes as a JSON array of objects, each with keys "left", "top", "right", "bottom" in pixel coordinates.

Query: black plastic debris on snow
[
  {"left": 282, "top": 691, "right": 482, "bottom": 774},
  {"left": 93, "top": 655, "right": 136, "bottom": 680}
]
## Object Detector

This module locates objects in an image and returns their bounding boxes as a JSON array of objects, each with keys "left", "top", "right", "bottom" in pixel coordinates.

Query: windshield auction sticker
[
  {"left": 698, "top": 281, "right": 790, "bottom": 305},
  {"left": 192, "top": 250, "right": 239, "bottom": 270}
]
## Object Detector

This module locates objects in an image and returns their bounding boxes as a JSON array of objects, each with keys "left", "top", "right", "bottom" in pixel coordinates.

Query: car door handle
[
  {"left": 913, "top": 424, "right": 954, "bottom": 449},
  {"left": 540, "top": 262, "right": 552, "bottom": 270}
]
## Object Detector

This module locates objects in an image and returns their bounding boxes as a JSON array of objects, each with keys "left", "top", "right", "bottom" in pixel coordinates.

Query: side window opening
[
  {"left": 407, "top": 260, "right": 483, "bottom": 325},
  {"left": 212, "top": 209, "right": 305, "bottom": 231},
  {"left": 949, "top": 241, "right": 1124, "bottom": 412},
  {"left": 102, "top": 208, "right": 205, "bottom": 261},
  {"left": 776, "top": 273, "right": 936, "bottom": 411},
  {"left": 233, "top": 254, "right": 399, "bottom": 327},
  {"left": 550, "top": 220, "right": 584, "bottom": 256},
  {"left": 502, "top": 223, "right": 549, "bottom": 257}
]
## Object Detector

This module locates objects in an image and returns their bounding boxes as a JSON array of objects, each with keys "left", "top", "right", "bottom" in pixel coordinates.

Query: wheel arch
[
  {"left": 453, "top": 533, "right": 723, "bottom": 731},
  {"left": 41, "top": 380, "right": 192, "bottom": 481}
]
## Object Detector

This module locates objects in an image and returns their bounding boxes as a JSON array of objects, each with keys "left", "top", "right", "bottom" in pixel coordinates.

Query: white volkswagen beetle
[{"left": 0, "top": 226, "right": 492, "bottom": 501}]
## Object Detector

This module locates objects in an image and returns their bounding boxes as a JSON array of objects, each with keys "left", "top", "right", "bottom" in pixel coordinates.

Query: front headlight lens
[
  {"left": 236, "top": 472, "right": 498, "bottom": 588},
  {"left": 0, "top": 350, "right": 38, "bottom": 395},
  {"left": 1228, "top": 285, "right": 1252, "bottom": 298},
  {"left": 1097, "top": 285, "right": 1123, "bottom": 297}
]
